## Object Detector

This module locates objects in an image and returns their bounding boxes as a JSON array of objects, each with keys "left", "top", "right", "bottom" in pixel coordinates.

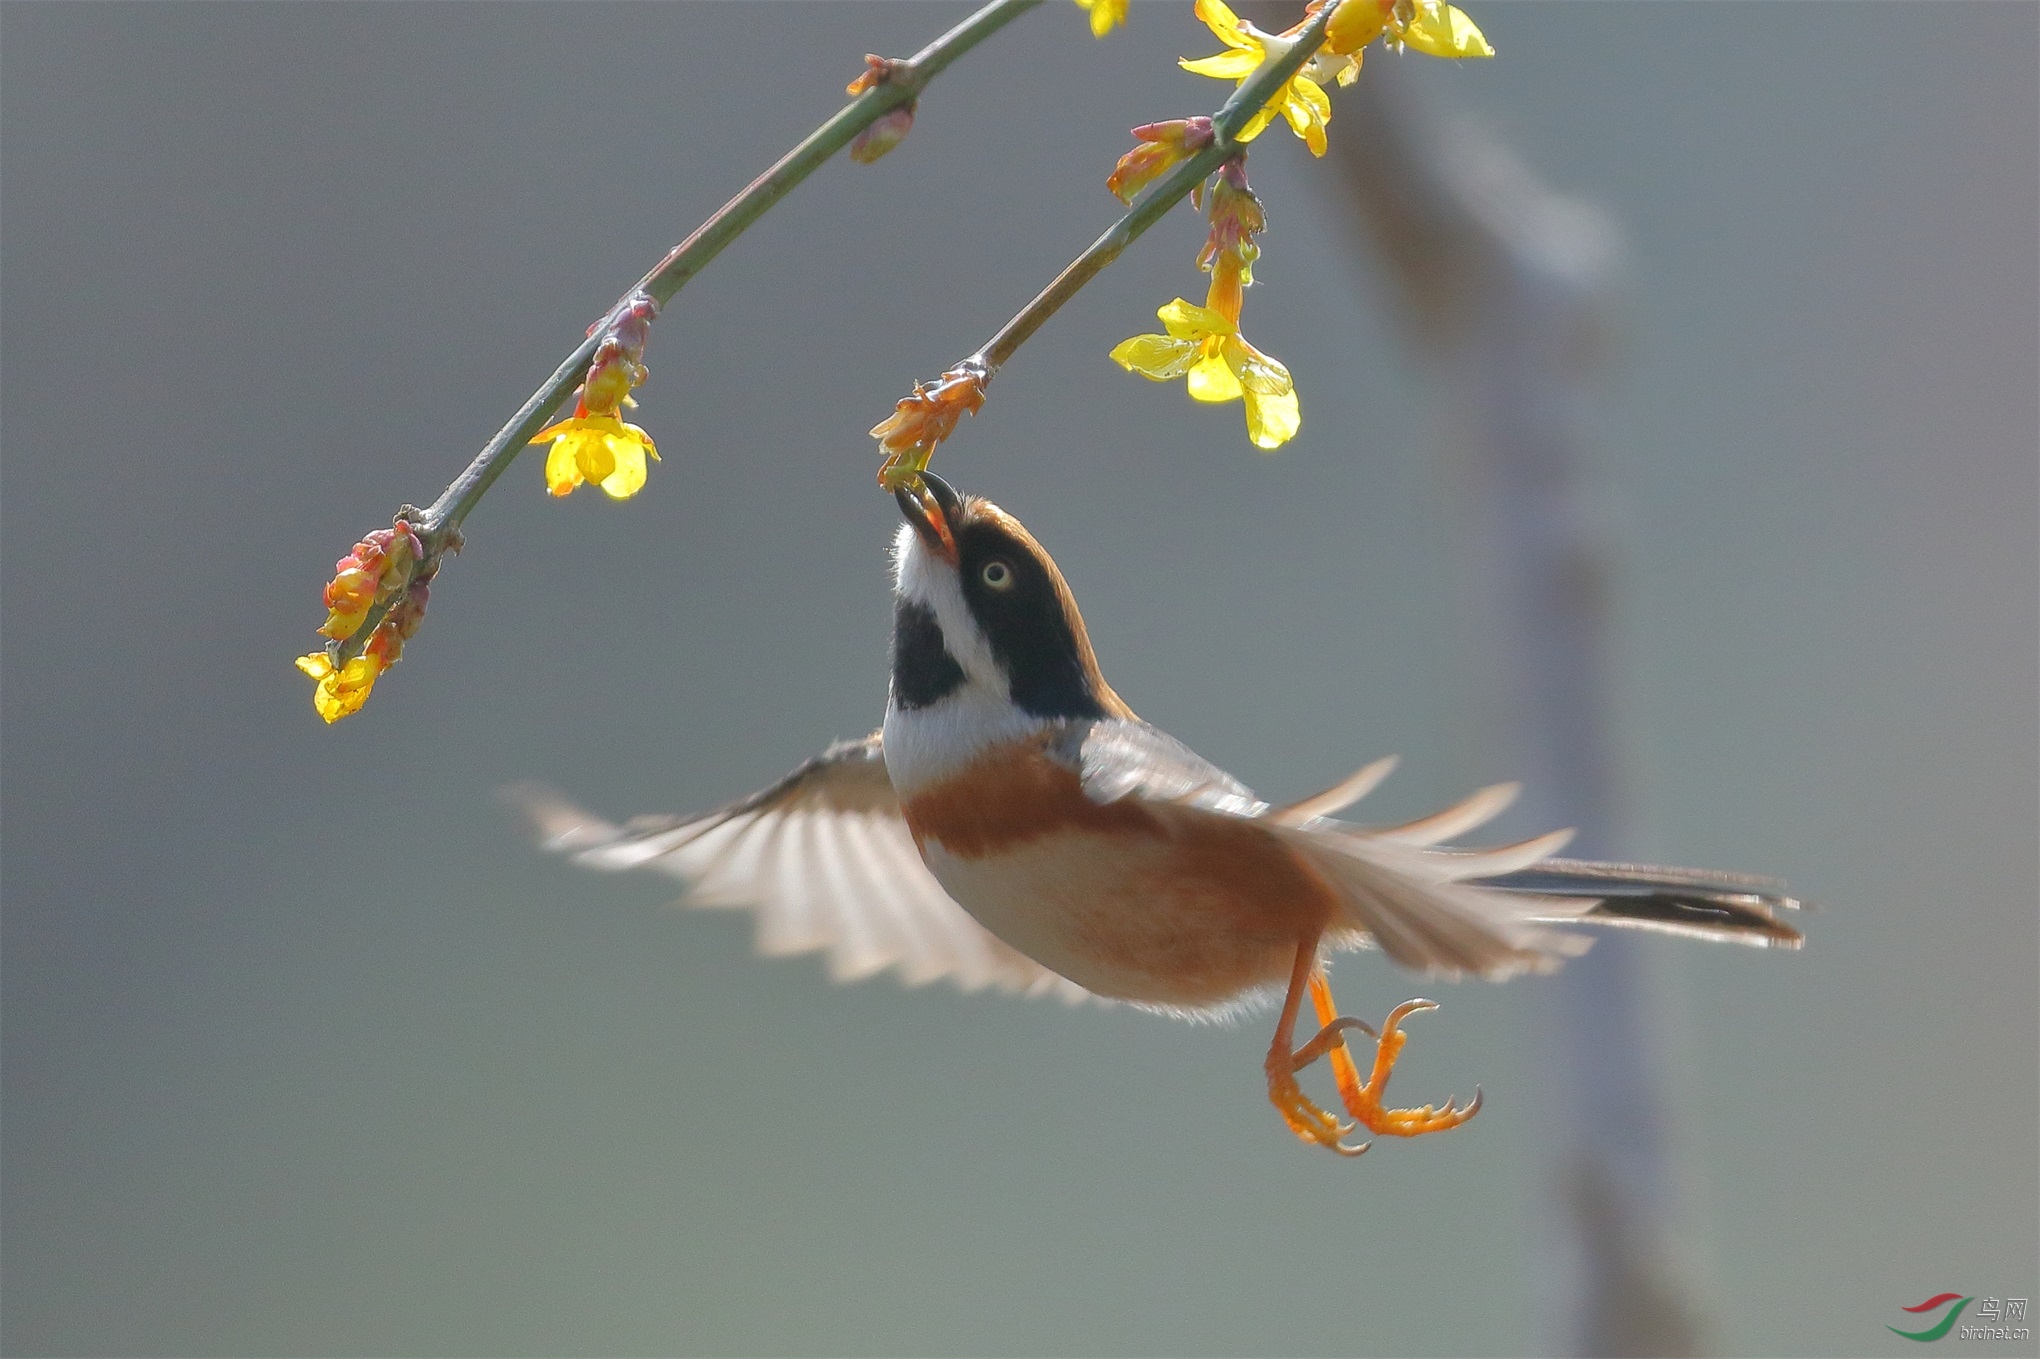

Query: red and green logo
[{"left": 1889, "top": 1294, "right": 1972, "bottom": 1342}]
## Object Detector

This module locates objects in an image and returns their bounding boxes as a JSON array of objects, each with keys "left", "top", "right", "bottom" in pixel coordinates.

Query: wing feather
[
  {"left": 1267, "top": 756, "right": 1400, "bottom": 826},
  {"left": 504, "top": 737, "right": 1090, "bottom": 1001},
  {"left": 519, "top": 720, "right": 1797, "bottom": 1005},
  {"left": 1372, "top": 781, "right": 1521, "bottom": 846},
  {"left": 814, "top": 814, "right": 904, "bottom": 982},
  {"left": 1287, "top": 824, "right": 1595, "bottom": 979},
  {"left": 1063, "top": 718, "right": 1797, "bottom": 978}
]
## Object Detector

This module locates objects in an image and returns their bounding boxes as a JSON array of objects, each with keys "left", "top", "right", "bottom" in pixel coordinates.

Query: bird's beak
[{"left": 895, "top": 471, "right": 962, "bottom": 566}]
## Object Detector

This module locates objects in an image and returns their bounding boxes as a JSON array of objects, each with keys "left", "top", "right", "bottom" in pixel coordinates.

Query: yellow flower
[
  {"left": 1393, "top": 0, "right": 1492, "bottom": 58},
  {"left": 540, "top": 296, "right": 660, "bottom": 500},
  {"left": 1181, "top": 0, "right": 1491, "bottom": 155},
  {"left": 295, "top": 651, "right": 385, "bottom": 724},
  {"left": 1072, "top": 0, "right": 1127, "bottom": 37},
  {"left": 1325, "top": 0, "right": 1492, "bottom": 60},
  {"left": 532, "top": 413, "right": 659, "bottom": 500},
  {"left": 1110, "top": 295, "right": 1300, "bottom": 450},
  {"left": 1180, "top": 0, "right": 1333, "bottom": 156}
]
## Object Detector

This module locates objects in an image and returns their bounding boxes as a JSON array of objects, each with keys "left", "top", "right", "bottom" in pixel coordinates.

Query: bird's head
[{"left": 889, "top": 472, "right": 1127, "bottom": 724}]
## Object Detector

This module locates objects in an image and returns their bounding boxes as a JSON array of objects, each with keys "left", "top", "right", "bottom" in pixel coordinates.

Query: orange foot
[
  {"left": 1296, "top": 975, "right": 1483, "bottom": 1152},
  {"left": 1265, "top": 1043, "right": 1370, "bottom": 1158}
]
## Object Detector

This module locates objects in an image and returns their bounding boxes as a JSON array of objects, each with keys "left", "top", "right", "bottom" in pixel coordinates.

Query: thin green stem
[
  {"left": 332, "top": 0, "right": 1041, "bottom": 663},
  {"left": 972, "top": 6, "right": 1334, "bottom": 378}
]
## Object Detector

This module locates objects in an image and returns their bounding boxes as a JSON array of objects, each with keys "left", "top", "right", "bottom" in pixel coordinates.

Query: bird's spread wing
[
  {"left": 1068, "top": 720, "right": 1800, "bottom": 980},
  {"left": 507, "top": 734, "right": 1088, "bottom": 1002},
  {"left": 1064, "top": 718, "right": 1267, "bottom": 816}
]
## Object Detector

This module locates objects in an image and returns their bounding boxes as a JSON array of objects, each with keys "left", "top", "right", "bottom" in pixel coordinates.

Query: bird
[{"left": 514, "top": 472, "right": 1802, "bottom": 1156}]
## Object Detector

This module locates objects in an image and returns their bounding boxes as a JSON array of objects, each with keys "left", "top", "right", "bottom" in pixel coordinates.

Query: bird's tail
[
  {"left": 1268, "top": 761, "right": 1806, "bottom": 969},
  {"left": 1480, "top": 857, "right": 1804, "bottom": 948}
]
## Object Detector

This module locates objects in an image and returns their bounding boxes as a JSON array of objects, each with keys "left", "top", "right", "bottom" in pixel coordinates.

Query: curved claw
[
  {"left": 1383, "top": 997, "right": 1440, "bottom": 1030},
  {"left": 1290, "top": 1015, "right": 1377, "bottom": 1072},
  {"left": 1323, "top": 997, "right": 1484, "bottom": 1139},
  {"left": 1278, "top": 961, "right": 1482, "bottom": 1156},
  {"left": 1274, "top": 1090, "right": 1355, "bottom": 1150}
]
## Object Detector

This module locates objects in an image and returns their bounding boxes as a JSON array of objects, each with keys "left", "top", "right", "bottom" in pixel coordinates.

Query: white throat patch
[
  {"left": 890, "top": 521, "right": 1002, "bottom": 693},
  {"left": 884, "top": 522, "right": 1044, "bottom": 791}
]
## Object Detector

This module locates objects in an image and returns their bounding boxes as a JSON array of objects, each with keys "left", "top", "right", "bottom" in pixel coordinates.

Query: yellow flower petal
[
  {"left": 1399, "top": 1, "right": 1493, "bottom": 58},
  {"left": 1179, "top": 50, "right": 1262, "bottom": 79},
  {"left": 1110, "top": 333, "right": 1201, "bottom": 380},
  {"left": 1292, "top": 73, "right": 1332, "bottom": 120},
  {"left": 1243, "top": 385, "right": 1301, "bottom": 449},
  {"left": 576, "top": 432, "right": 618, "bottom": 486},
  {"left": 1288, "top": 102, "right": 1329, "bottom": 156},
  {"left": 1193, "top": 0, "right": 1254, "bottom": 49},
  {"left": 297, "top": 651, "right": 382, "bottom": 723},
  {"left": 1073, "top": 0, "right": 1127, "bottom": 37},
  {"left": 545, "top": 439, "right": 583, "bottom": 496},
  {"left": 1236, "top": 105, "right": 1277, "bottom": 144},
  {"left": 596, "top": 431, "right": 650, "bottom": 500},
  {"left": 1187, "top": 345, "right": 1245, "bottom": 403},
  {"left": 1224, "top": 336, "right": 1293, "bottom": 395},
  {"left": 319, "top": 603, "right": 370, "bottom": 640},
  {"left": 1158, "top": 297, "right": 1232, "bottom": 339},
  {"left": 536, "top": 415, "right": 657, "bottom": 500},
  {"left": 1326, "top": 0, "right": 1390, "bottom": 54},
  {"left": 1274, "top": 74, "right": 1332, "bottom": 155}
]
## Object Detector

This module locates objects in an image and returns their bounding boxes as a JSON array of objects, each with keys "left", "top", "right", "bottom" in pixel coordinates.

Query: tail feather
[{"left": 1481, "top": 856, "right": 1804, "bottom": 949}]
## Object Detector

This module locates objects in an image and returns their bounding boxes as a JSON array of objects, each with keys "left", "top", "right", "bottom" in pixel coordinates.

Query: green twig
[
  {"left": 968, "top": 6, "right": 1335, "bottom": 397},
  {"left": 332, "top": 0, "right": 1042, "bottom": 664}
]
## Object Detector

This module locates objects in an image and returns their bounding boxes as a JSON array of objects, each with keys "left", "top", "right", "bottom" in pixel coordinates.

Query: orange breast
[
  {"left": 900, "top": 738, "right": 1163, "bottom": 856},
  {"left": 901, "top": 738, "right": 1338, "bottom": 1008}
]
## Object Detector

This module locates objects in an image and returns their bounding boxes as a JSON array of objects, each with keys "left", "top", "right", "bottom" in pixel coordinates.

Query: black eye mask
[{"left": 955, "top": 522, "right": 1105, "bottom": 721}]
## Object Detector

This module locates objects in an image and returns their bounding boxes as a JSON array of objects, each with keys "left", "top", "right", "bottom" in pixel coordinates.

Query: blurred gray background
[{"left": 3, "top": 3, "right": 2034, "bottom": 1355}]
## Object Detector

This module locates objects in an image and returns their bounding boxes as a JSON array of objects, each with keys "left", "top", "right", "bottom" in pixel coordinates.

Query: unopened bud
[
  {"left": 1198, "top": 157, "right": 1266, "bottom": 283},
  {"left": 579, "top": 341, "right": 637, "bottom": 418},
  {"left": 845, "top": 54, "right": 903, "bottom": 97},
  {"left": 1106, "top": 117, "right": 1214, "bottom": 204},
  {"left": 607, "top": 293, "right": 658, "bottom": 363},
  {"left": 850, "top": 102, "right": 917, "bottom": 165}
]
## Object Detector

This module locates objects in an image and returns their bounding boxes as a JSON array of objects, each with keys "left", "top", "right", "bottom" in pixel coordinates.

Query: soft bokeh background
[{"left": 4, "top": 3, "right": 2033, "bottom": 1355}]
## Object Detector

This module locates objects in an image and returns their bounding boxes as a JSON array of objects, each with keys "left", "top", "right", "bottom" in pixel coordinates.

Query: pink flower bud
[
  {"left": 1106, "top": 118, "right": 1214, "bottom": 204},
  {"left": 850, "top": 102, "right": 916, "bottom": 165}
]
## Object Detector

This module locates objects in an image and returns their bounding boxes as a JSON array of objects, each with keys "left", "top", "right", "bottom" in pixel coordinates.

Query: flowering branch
[
  {"left": 301, "top": 0, "right": 1043, "bottom": 719},
  {"left": 874, "top": 0, "right": 1340, "bottom": 488},
  {"left": 876, "top": 0, "right": 1494, "bottom": 482}
]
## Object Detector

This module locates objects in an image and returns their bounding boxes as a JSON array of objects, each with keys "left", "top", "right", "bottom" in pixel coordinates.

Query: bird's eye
[{"left": 981, "top": 559, "right": 1015, "bottom": 591}]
